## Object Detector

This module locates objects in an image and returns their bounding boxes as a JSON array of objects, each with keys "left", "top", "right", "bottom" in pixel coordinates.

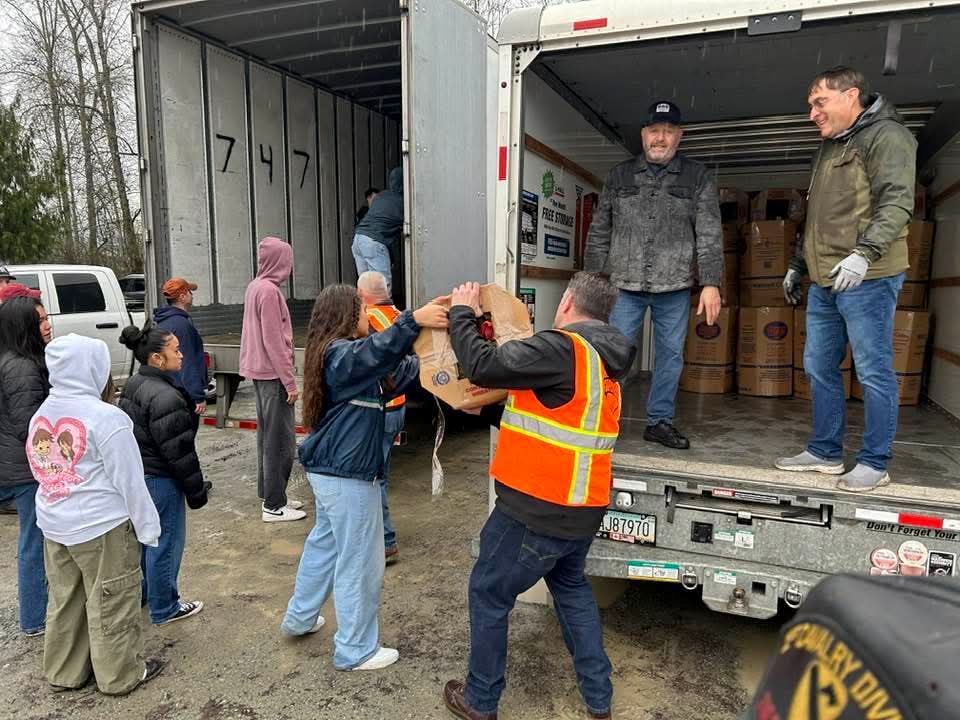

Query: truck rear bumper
[{"left": 586, "top": 539, "right": 826, "bottom": 620}]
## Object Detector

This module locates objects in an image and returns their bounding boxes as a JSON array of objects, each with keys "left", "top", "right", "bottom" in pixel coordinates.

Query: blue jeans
[
  {"left": 352, "top": 234, "right": 392, "bottom": 294},
  {"left": 0, "top": 482, "right": 47, "bottom": 633},
  {"left": 609, "top": 287, "right": 691, "bottom": 424},
  {"left": 141, "top": 475, "right": 186, "bottom": 623},
  {"left": 281, "top": 472, "right": 385, "bottom": 669},
  {"left": 465, "top": 507, "right": 613, "bottom": 715},
  {"left": 381, "top": 408, "right": 405, "bottom": 549},
  {"left": 805, "top": 274, "right": 905, "bottom": 471}
]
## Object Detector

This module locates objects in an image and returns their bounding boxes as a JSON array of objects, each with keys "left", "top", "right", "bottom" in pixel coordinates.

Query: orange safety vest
[
  {"left": 490, "top": 330, "right": 621, "bottom": 507},
  {"left": 366, "top": 304, "right": 406, "bottom": 410}
]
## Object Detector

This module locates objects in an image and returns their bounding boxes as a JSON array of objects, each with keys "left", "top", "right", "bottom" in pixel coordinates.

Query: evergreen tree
[{"left": 0, "top": 98, "right": 61, "bottom": 263}]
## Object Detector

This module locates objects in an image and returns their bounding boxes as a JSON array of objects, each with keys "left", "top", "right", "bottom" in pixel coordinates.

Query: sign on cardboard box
[{"left": 413, "top": 284, "right": 533, "bottom": 410}]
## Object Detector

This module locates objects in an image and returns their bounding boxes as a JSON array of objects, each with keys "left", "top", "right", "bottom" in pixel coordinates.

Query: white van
[{"left": 6, "top": 265, "right": 146, "bottom": 383}]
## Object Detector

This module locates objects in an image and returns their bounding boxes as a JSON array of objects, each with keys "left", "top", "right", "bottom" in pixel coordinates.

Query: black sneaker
[
  {"left": 644, "top": 421, "right": 690, "bottom": 450},
  {"left": 157, "top": 600, "right": 204, "bottom": 625},
  {"left": 109, "top": 658, "right": 164, "bottom": 696}
]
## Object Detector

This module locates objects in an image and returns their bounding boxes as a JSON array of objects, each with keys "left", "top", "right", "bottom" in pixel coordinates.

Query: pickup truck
[{"left": 7, "top": 265, "right": 146, "bottom": 384}]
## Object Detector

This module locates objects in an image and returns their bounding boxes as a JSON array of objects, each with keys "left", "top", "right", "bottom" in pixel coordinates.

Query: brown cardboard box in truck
[
  {"left": 750, "top": 189, "right": 806, "bottom": 224},
  {"left": 850, "top": 310, "right": 929, "bottom": 405},
  {"left": 719, "top": 188, "right": 750, "bottom": 226},
  {"left": 679, "top": 308, "right": 737, "bottom": 394},
  {"left": 740, "top": 220, "right": 797, "bottom": 307},
  {"left": 898, "top": 281, "right": 928, "bottom": 309},
  {"left": 413, "top": 283, "right": 533, "bottom": 410},
  {"left": 793, "top": 308, "right": 852, "bottom": 400},
  {"left": 737, "top": 307, "right": 794, "bottom": 396},
  {"left": 905, "top": 221, "right": 934, "bottom": 281},
  {"left": 692, "top": 223, "right": 740, "bottom": 307}
]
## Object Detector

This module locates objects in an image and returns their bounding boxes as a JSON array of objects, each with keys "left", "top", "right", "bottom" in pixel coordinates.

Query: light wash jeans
[
  {"left": 608, "top": 287, "right": 691, "bottom": 424},
  {"left": 805, "top": 274, "right": 905, "bottom": 471},
  {"left": 381, "top": 408, "right": 405, "bottom": 549},
  {"left": 281, "top": 471, "right": 385, "bottom": 669},
  {"left": 352, "top": 234, "right": 392, "bottom": 295}
]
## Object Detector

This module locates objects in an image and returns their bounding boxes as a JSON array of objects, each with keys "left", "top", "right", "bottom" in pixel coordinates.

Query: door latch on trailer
[{"left": 747, "top": 11, "right": 802, "bottom": 36}]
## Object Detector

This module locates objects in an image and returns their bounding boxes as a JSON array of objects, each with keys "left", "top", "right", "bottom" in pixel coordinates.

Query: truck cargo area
[{"left": 499, "top": 1, "right": 960, "bottom": 616}]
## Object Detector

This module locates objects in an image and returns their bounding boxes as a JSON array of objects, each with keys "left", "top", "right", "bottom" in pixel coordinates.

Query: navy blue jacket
[
  {"left": 298, "top": 311, "right": 420, "bottom": 481},
  {"left": 153, "top": 305, "right": 207, "bottom": 404},
  {"left": 354, "top": 167, "right": 403, "bottom": 247}
]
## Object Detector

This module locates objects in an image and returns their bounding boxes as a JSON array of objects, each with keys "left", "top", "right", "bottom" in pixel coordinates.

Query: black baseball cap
[
  {"left": 0, "top": 264, "right": 14, "bottom": 280},
  {"left": 645, "top": 100, "right": 682, "bottom": 127}
]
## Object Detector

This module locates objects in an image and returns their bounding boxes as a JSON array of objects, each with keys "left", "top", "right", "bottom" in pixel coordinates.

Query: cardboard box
[
  {"left": 850, "top": 310, "right": 929, "bottom": 406},
  {"left": 893, "top": 310, "right": 929, "bottom": 374},
  {"left": 413, "top": 284, "right": 533, "bottom": 410},
  {"left": 691, "top": 223, "right": 740, "bottom": 307},
  {"left": 737, "top": 307, "right": 794, "bottom": 396},
  {"left": 679, "top": 308, "right": 737, "bottom": 394},
  {"left": 741, "top": 221, "right": 797, "bottom": 278},
  {"left": 898, "top": 281, "right": 928, "bottom": 309},
  {"left": 793, "top": 308, "right": 852, "bottom": 400},
  {"left": 740, "top": 277, "right": 786, "bottom": 308},
  {"left": 750, "top": 189, "right": 806, "bottom": 224},
  {"left": 852, "top": 373, "right": 923, "bottom": 406},
  {"left": 905, "top": 221, "right": 934, "bottom": 281},
  {"left": 719, "top": 188, "right": 750, "bottom": 226}
]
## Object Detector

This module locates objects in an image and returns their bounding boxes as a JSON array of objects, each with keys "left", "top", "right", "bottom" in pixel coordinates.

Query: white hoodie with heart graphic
[{"left": 28, "top": 334, "right": 160, "bottom": 547}]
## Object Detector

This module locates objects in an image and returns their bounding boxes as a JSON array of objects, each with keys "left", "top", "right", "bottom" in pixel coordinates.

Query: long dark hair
[
  {"left": 119, "top": 324, "right": 173, "bottom": 366},
  {"left": 302, "top": 285, "right": 362, "bottom": 430},
  {"left": 0, "top": 296, "right": 46, "bottom": 367}
]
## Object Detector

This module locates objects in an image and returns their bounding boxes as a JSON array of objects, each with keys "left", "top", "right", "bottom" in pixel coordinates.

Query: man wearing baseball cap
[
  {"left": 154, "top": 278, "right": 208, "bottom": 424},
  {"left": 0, "top": 264, "right": 15, "bottom": 293},
  {"left": 585, "top": 100, "right": 723, "bottom": 450}
]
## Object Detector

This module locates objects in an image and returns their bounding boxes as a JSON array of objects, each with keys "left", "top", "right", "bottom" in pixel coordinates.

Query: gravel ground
[{"left": 0, "top": 425, "right": 780, "bottom": 720}]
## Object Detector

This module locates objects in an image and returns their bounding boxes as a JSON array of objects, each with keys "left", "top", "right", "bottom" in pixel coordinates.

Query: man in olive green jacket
[{"left": 778, "top": 66, "right": 916, "bottom": 492}]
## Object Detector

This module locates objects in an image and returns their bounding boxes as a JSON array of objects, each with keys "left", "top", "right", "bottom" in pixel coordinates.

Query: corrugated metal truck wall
[{"left": 150, "top": 22, "right": 397, "bottom": 308}]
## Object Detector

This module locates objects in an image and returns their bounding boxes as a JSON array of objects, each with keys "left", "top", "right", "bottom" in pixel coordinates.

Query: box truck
[
  {"left": 132, "top": 0, "right": 497, "bottom": 424},
  {"left": 494, "top": 0, "right": 960, "bottom": 618}
]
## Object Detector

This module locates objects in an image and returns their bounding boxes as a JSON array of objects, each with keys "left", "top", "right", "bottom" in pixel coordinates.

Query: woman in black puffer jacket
[
  {"left": 118, "top": 324, "right": 211, "bottom": 626},
  {"left": 0, "top": 293, "right": 53, "bottom": 636}
]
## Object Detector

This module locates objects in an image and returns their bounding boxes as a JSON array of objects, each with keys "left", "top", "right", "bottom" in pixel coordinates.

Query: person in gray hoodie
[
  {"left": 29, "top": 334, "right": 163, "bottom": 695},
  {"left": 353, "top": 167, "right": 404, "bottom": 295}
]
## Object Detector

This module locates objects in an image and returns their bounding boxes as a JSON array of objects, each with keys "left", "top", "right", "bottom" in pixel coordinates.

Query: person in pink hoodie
[{"left": 239, "top": 237, "right": 305, "bottom": 523}]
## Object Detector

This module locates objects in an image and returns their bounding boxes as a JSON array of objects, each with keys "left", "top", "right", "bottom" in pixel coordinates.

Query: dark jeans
[
  {"left": 253, "top": 379, "right": 295, "bottom": 510},
  {"left": 465, "top": 507, "right": 613, "bottom": 714},
  {"left": 141, "top": 475, "right": 186, "bottom": 623},
  {"left": 0, "top": 482, "right": 47, "bottom": 633},
  {"left": 381, "top": 407, "right": 405, "bottom": 549}
]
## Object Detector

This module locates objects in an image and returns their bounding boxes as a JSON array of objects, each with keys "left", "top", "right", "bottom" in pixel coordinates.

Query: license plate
[{"left": 596, "top": 511, "right": 655, "bottom": 545}]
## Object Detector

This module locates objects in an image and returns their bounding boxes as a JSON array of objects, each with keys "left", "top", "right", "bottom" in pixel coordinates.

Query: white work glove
[
  {"left": 828, "top": 252, "right": 869, "bottom": 293},
  {"left": 782, "top": 269, "right": 803, "bottom": 305}
]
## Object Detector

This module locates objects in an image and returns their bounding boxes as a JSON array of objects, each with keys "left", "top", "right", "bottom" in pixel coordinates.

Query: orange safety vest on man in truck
[
  {"left": 489, "top": 330, "right": 621, "bottom": 507},
  {"left": 366, "top": 303, "right": 406, "bottom": 410}
]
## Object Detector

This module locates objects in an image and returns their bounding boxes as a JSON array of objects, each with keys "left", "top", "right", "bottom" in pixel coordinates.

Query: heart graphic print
[{"left": 28, "top": 416, "right": 88, "bottom": 503}]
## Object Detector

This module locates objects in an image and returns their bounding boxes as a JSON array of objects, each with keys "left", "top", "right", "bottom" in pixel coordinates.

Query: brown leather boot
[{"left": 443, "top": 679, "right": 497, "bottom": 720}]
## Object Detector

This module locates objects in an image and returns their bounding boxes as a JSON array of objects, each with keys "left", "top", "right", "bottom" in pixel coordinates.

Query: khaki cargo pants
[{"left": 43, "top": 520, "right": 145, "bottom": 694}]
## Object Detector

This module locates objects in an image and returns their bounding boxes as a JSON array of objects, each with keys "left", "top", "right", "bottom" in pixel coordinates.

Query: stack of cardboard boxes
[
  {"left": 681, "top": 188, "right": 747, "bottom": 393},
  {"left": 679, "top": 188, "right": 932, "bottom": 405}
]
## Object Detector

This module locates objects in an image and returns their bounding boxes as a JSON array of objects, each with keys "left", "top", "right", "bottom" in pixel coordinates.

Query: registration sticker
[{"left": 627, "top": 560, "right": 679, "bottom": 582}]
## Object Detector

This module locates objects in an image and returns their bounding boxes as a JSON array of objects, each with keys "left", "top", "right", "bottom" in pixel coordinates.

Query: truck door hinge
[
  {"left": 132, "top": 34, "right": 139, "bottom": 52},
  {"left": 747, "top": 11, "right": 802, "bottom": 36}
]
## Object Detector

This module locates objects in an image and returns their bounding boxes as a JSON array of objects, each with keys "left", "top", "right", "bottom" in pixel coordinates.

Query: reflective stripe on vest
[
  {"left": 492, "top": 330, "right": 619, "bottom": 507},
  {"left": 365, "top": 304, "right": 405, "bottom": 409}
]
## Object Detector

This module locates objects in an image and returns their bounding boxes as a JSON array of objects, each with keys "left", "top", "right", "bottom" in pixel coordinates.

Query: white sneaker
[
  {"left": 286, "top": 500, "right": 304, "bottom": 510},
  {"left": 351, "top": 647, "right": 399, "bottom": 671},
  {"left": 305, "top": 616, "right": 325, "bottom": 634},
  {"left": 262, "top": 504, "right": 307, "bottom": 522}
]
